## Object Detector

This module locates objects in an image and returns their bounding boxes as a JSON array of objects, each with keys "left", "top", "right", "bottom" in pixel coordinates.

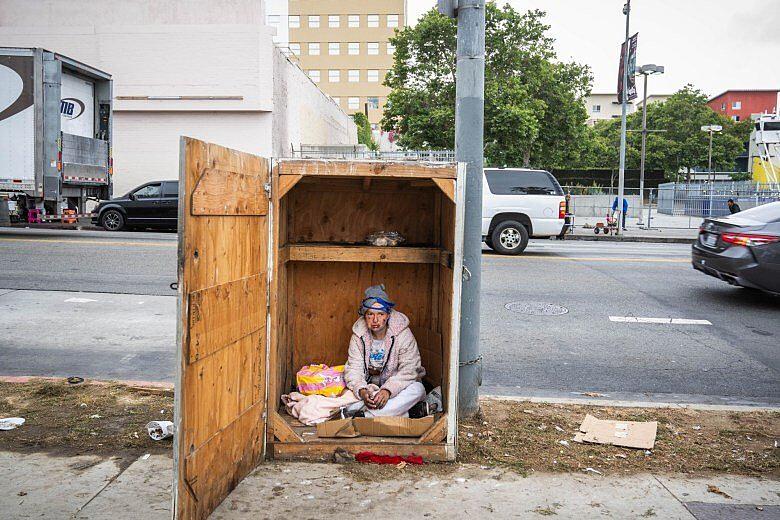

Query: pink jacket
[{"left": 344, "top": 310, "right": 426, "bottom": 397}]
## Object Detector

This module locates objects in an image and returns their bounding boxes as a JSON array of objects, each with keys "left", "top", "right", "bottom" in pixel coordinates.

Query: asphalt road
[{"left": 1, "top": 229, "right": 778, "bottom": 405}]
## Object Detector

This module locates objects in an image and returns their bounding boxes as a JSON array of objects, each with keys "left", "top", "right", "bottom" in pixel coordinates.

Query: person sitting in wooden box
[{"left": 342, "top": 284, "right": 429, "bottom": 418}]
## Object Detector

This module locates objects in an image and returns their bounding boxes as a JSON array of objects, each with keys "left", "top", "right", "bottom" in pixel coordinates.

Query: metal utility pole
[
  {"left": 636, "top": 64, "right": 664, "bottom": 227},
  {"left": 439, "top": 0, "right": 485, "bottom": 417},
  {"left": 616, "top": 1, "right": 631, "bottom": 235},
  {"left": 701, "top": 124, "right": 722, "bottom": 216}
]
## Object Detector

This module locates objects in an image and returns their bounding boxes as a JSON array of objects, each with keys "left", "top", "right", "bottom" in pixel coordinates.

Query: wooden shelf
[{"left": 279, "top": 244, "right": 452, "bottom": 265}]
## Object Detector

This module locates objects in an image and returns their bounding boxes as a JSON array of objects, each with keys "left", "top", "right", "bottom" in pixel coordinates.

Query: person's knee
[{"left": 407, "top": 381, "right": 426, "bottom": 399}]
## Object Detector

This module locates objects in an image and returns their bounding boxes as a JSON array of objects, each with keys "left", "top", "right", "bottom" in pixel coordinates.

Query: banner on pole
[{"left": 617, "top": 32, "right": 638, "bottom": 103}]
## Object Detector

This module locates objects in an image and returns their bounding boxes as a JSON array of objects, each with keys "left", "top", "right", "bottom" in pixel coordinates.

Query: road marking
[
  {"left": 488, "top": 256, "right": 689, "bottom": 263},
  {"left": 609, "top": 316, "right": 712, "bottom": 325},
  {"left": 64, "top": 297, "right": 98, "bottom": 303},
  {"left": 0, "top": 238, "right": 175, "bottom": 248}
]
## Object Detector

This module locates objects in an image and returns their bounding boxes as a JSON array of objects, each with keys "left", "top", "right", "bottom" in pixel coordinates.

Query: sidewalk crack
[
  {"left": 651, "top": 474, "right": 698, "bottom": 519},
  {"left": 70, "top": 456, "right": 134, "bottom": 519}
]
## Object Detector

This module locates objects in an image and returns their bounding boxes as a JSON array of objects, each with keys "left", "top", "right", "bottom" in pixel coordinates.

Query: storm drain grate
[{"left": 504, "top": 301, "right": 569, "bottom": 316}]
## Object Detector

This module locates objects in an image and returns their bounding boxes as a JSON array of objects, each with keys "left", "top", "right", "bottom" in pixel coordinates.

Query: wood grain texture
[
  {"left": 432, "top": 178, "right": 456, "bottom": 203},
  {"left": 272, "top": 410, "right": 304, "bottom": 443},
  {"left": 271, "top": 442, "right": 453, "bottom": 461},
  {"left": 175, "top": 138, "right": 269, "bottom": 520},
  {"left": 191, "top": 168, "right": 267, "bottom": 216},
  {"left": 279, "top": 159, "right": 457, "bottom": 179},
  {"left": 282, "top": 244, "right": 443, "bottom": 264},
  {"left": 277, "top": 174, "right": 302, "bottom": 199},
  {"left": 287, "top": 179, "right": 436, "bottom": 245}
]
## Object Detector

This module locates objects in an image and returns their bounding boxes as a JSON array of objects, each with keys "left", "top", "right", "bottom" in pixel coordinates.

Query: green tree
[
  {"left": 588, "top": 85, "right": 746, "bottom": 179},
  {"left": 351, "top": 112, "right": 378, "bottom": 151},
  {"left": 382, "top": 4, "right": 592, "bottom": 168}
]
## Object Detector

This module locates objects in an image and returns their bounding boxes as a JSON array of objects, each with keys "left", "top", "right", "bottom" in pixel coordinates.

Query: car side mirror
[{"left": 128, "top": 193, "right": 136, "bottom": 200}]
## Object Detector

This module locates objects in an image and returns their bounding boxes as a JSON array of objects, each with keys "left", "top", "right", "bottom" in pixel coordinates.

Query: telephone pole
[
  {"left": 616, "top": 0, "right": 631, "bottom": 235},
  {"left": 438, "top": 0, "right": 485, "bottom": 417}
]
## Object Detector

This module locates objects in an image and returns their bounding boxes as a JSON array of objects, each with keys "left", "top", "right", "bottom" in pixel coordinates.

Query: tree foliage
[
  {"left": 585, "top": 85, "right": 747, "bottom": 178},
  {"left": 351, "top": 112, "right": 378, "bottom": 151},
  {"left": 382, "top": 4, "right": 592, "bottom": 168}
]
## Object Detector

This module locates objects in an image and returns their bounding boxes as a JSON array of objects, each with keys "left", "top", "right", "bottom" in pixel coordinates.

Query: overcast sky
[{"left": 408, "top": 0, "right": 780, "bottom": 99}]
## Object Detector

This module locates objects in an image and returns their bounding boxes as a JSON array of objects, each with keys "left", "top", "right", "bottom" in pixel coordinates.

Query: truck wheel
[
  {"left": 101, "top": 209, "right": 125, "bottom": 231},
  {"left": 491, "top": 220, "right": 529, "bottom": 255},
  {"left": 485, "top": 237, "right": 494, "bottom": 250}
]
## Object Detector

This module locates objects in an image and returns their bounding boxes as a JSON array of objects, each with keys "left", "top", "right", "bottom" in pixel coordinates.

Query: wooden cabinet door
[{"left": 174, "top": 137, "right": 270, "bottom": 519}]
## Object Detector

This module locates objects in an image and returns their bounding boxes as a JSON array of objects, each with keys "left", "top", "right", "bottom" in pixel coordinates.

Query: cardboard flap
[
  {"left": 353, "top": 415, "right": 435, "bottom": 437},
  {"left": 316, "top": 418, "right": 360, "bottom": 438},
  {"left": 575, "top": 414, "right": 657, "bottom": 450}
]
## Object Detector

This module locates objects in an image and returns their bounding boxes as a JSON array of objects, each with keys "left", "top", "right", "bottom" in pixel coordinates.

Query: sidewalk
[
  {"left": 568, "top": 214, "right": 702, "bottom": 243},
  {"left": 2, "top": 451, "right": 778, "bottom": 519}
]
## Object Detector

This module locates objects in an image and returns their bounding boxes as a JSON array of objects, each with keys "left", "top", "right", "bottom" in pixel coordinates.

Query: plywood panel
[
  {"left": 188, "top": 274, "right": 266, "bottom": 363},
  {"left": 279, "top": 159, "right": 457, "bottom": 179},
  {"left": 411, "top": 327, "right": 444, "bottom": 388},
  {"left": 175, "top": 138, "right": 269, "bottom": 520},
  {"left": 191, "top": 168, "right": 268, "bottom": 215},
  {"left": 282, "top": 244, "right": 442, "bottom": 264},
  {"left": 288, "top": 182, "right": 436, "bottom": 245},
  {"left": 289, "top": 262, "right": 433, "bottom": 371}
]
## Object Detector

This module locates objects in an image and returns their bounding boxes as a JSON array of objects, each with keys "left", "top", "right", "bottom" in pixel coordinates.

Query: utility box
[{"left": 174, "top": 138, "right": 465, "bottom": 519}]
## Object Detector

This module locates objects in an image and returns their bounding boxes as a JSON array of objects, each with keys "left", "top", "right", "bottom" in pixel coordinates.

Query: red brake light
[
  {"left": 721, "top": 232, "right": 779, "bottom": 247},
  {"left": 559, "top": 200, "right": 566, "bottom": 219}
]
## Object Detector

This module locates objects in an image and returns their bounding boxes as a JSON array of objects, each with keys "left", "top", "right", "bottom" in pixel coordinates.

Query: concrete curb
[
  {"left": 566, "top": 234, "right": 696, "bottom": 244},
  {"left": 482, "top": 394, "right": 780, "bottom": 412}
]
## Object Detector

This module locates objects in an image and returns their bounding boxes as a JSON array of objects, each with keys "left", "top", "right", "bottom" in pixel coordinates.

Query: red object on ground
[{"left": 355, "top": 452, "right": 424, "bottom": 465}]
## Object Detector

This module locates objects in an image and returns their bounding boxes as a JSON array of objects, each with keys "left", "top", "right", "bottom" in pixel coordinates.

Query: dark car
[
  {"left": 93, "top": 180, "right": 178, "bottom": 231},
  {"left": 692, "top": 201, "right": 780, "bottom": 294}
]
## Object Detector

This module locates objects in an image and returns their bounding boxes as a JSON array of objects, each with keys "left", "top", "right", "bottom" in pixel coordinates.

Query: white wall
[{"left": 0, "top": 0, "right": 356, "bottom": 195}]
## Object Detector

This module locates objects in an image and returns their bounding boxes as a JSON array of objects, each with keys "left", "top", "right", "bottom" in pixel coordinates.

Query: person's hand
[
  {"left": 373, "top": 389, "right": 391, "bottom": 409},
  {"left": 359, "top": 388, "right": 373, "bottom": 407}
]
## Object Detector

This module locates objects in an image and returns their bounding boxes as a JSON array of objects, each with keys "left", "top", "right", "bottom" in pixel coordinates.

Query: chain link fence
[
  {"left": 657, "top": 181, "right": 780, "bottom": 217},
  {"left": 292, "top": 145, "right": 455, "bottom": 162}
]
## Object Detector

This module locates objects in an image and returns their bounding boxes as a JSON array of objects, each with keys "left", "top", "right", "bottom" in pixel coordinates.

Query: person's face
[
  {"left": 364, "top": 308, "right": 389, "bottom": 332},
  {"left": 728, "top": 200, "right": 734, "bottom": 207}
]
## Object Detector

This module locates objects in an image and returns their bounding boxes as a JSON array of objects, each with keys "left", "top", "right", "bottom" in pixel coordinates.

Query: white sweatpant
[{"left": 347, "top": 381, "right": 426, "bottom": 418}]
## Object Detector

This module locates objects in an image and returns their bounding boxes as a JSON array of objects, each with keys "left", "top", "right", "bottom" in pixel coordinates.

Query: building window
[
  {"left": 592, "top": 104, "right": 601, "bottom": 113},
  {"left": 348, "top": 14, "right": 360, "bottom": 28},
  {"left": 387, "top": 42, "right": 395, "bottom": 54},
  {"left": 367, "top": 69, "right": 380, "bottom": 83},
  {"left": 732, "top": 115, "right": 740, "bottom": 121},
  {"left": 387, "top": 14, "right": 399, "bottom": 28},
  {"left": 367, "top": 42, "right": 379, "bottom": 55},
  {"left": 332, "top": 97, "right": 341, "bottom": 106},
  {"left": 348, "top": 69, "right": 360, "bottom": 83},
  {"left": 328, "top": 15, "right": 340, "bottom": 28},
  {"left": 308, "top": 15, "right": 320, "bottom": 28},
  {"left": 348, "top": 97, "right": 360, "bottom": 110},
  {"left": 721, "top": 102, "right": 726, "bottom": 110},
  {"left": 348, "top": 42, "right": 360, "bottom": 55},
  {"left": 308, "top": 42, "right": 320, "bottom": 55},
  {"left": 289, "top": 15, "right": 300, "bottom": 28},
  {"left": 289, "top": 43, "right": 301, "bottom": 56},
  {"left": 267, "top": 15, "right": 280, "bottom": 27},
  {"left": 732, "top": 101, "right": 741, "bottom": 110},
  {"left": 308, "top": 70, "right": 320, "bottom": 82},
  {"left": 367, "top": 14, "right": 379, "bottom": 28},
  {"left": 329, "top": 42, "right": 340, "bottom": 55},
  {"left": 329, "top": 70, "right": 340, "bottom": 83},
  {"left": 367, "top": 96, "right": 380, "bottom": 109}
]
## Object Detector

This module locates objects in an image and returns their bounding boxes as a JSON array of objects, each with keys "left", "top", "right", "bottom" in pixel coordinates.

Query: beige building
[
  {"left": 636, "top": 94, "right": 672, "bottom": 110},
  {"left": 585, "top": 93, "right": 636, "bottom": 126},
  {"left": 287, "top": 0, "right": 406, "bottom": 132}
]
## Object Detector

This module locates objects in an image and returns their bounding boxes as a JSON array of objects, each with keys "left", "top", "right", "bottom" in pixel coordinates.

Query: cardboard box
[
  {"left": 574, "top": 414, "right": 657, "bottom": 450},
  {"left": 353, "top": 415, "right": 435, "bottom": 437},
  {"left": 316, "top": 418, "right": 360, "bottom": 438}
]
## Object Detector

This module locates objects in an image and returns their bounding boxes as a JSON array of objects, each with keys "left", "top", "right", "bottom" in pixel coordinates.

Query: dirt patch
[
  {"left": 459, "top": 400, "right": 780, "bottom": 477},
  {"left": 0, "top": 379, "right": 173, "bottom": 458},
  {"left": 339, "top": 460, "right": 458, "bottom": 482}
]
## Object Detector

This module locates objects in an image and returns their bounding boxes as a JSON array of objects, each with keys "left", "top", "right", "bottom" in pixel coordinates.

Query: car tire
[
  {"left": 491, "top": 220, "right": 529, "bottom": 255},
  {"left": 485, "top": 237, "right": 494, "bottom": 250},
  {"left": 100, "top": 209, "right": 125, "bottom": 231}
]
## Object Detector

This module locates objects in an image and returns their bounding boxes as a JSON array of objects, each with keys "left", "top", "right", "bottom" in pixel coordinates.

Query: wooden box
[{"left": 173, "top": 138, "right": 465, "bottom": 519}]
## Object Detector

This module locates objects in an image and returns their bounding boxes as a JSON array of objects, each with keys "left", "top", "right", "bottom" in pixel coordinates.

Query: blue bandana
[{"left": 360, "top": 297, "right": 395, "bottom": 315}]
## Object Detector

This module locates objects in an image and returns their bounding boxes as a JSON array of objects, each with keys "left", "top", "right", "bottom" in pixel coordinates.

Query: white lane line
[
  {"left": 64, "top": 297, "right": 98, "bottom": 303},
  {"left": 609, "top": 316, "right": 712, "bottom": 325}
]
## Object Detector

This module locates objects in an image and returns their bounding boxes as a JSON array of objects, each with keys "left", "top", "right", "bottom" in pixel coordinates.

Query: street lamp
[
  {"left": 701, "top": 124, "right": 723, "bottom": 216},
  {"left": 636, "top": 64, "right": 664, "bottom": 227}
]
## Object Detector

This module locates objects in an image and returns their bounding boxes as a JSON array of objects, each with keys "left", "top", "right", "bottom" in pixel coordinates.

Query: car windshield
[
  {"left": 484, "top": 170, "right": 563, "bottom": 196},
  {"left": 731, "top": 201, "right": 780, "bottom": 223}
]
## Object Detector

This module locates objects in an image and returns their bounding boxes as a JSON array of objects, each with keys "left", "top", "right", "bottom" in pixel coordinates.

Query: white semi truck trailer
[{"left": 0, "top": 47, "right": 112, "bottom": 220}]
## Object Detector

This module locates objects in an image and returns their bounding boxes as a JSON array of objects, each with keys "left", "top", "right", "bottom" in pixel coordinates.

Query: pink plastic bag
[{"left": 296, "top": 364, "right": 346, "bottom": 397}]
